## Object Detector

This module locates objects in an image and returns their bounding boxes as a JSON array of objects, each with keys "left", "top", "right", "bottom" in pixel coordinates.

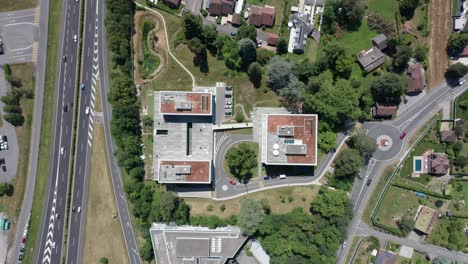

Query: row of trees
[
  {"left": 1, "top": 64, "right": 33, "bottom": 126},
  {"left": 0, "top": 183, "right": 13, "bottom": 196}
]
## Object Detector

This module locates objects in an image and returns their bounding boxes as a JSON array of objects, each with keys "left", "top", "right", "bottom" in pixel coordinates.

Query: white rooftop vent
[
  {"left": 273, "top": 149, "right": 279, "bottom": 156},
  {"left": 273, "top": 143, "right": 279, "bottom": 150}
]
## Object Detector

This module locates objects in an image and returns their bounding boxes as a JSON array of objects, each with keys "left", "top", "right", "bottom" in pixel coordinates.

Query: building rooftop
[
  {"left": 407, "top": 63, "right": 426, "bottom": 94},
  {"left": 356, "top": 47, "right": 385, "bottom": 72},
  {"left": 427, "top": 152, "right": 450, "bottom": 175},
  {"left": 372, "top": 103, "right": 397, "bottom": 117},
  {"left": 160, "top": 91, "right": 212, "bottom": 116},
  {"left": 415, "top": 205, "right": 439, "bottom": 235},
  {"left": 375, "top": 249, "right": 397, "bottom": 264},
  {"left": 441, "top": 130, "right": 456, "bottom": 143},
  {"left": 150, "top": 223, "right": 248, "bottom": 264},
  {"left": 158, "top": 160, "right": 211, "bottom": 183},
  {"left": 261, "top": 114, "right": 318, "bottom": 166}
]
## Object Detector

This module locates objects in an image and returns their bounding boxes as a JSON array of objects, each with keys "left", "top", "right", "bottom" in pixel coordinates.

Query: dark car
[
  {"left": 0, "top": 42, "right": 4, "bottom": 55},
  {"left": 367, "top": 179, "right": 372, "bottom": 186},
  {"left": 3, "top": 136, "right": 7, "bottom": 142},
  {"left": 81, "top": 83, "right": 85, "bottom": 90},
  {"left": 18, "top": 254, "right": 23, "bottom": 261},
  {"left": 0, "top": 158, "right": 4, "bottom": 165},
  {"left": 2, "top": 166, "right": 6, "bottom": 172},
  {"left": 400, "top": 132, "right": 407, "bottom": 139},
  {"left": 20, "top": 246, "right": 25, "bottom": 252},
  {"left": 62, "top": 56, "right": 67, "bottom": 62},
  {"left": 72, "top": 206, "right": 76, "bottom": 212},
  {"left": 63, "top": 104, "right": 68, "bottom": 112},
  {"left": 230, "top": 32, "right": 236, "bottom": 36},
  {"left": 263, "top": 176, "right": 270, "bottom": 180}
]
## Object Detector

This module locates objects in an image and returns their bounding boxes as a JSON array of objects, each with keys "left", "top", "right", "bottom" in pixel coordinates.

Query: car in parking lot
[
  {"left": 263, "top": 176, "right": 270, "bottom": 180},
  {"left": 225, "top": 111, "right": 232, "bottom": 116},
  {"left": 226, "top": 100, "right": 232, "bottom": 105},
  {"left": 2, "top": 166, "right": 6, "bottom": 172},
  {"left": 230, "top": 31, "right": 236, "bottom": 36},
  {"left": 226, "top": 86, "right": 233, "bottom": 91},
  {"left": 229, "top": 180, "right": 237, "bottom": 185}
]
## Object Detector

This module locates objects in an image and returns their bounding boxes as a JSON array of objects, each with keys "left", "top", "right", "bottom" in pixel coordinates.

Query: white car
[
  {"left": 60, "top": 147, "right": 64, "bottom": 155},
  {"left": 85, "top": 106, "right": 90, "bottom": 115},
  {"left": 73, "top": 34, "right": 77, "bottom": 42},
  {"left": 52, "top": 242, "right": 56, "bottom": 249},
  {"left": 459, "top": 79, "right": 465, "bottom": 85},
  {"left": 77, "top": 207, "right": 81, "bottom": 213},
  {"left": 342, "top": 241, "right": 347, "bottom": 249}
]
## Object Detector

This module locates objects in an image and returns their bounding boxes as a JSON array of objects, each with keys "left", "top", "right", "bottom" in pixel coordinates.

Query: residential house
[
  {"left": 453, "top": 0, "right": 468, "bottom": 32},
  {"left": 289, "top": 13, "right": 313, "bottom": 54},
  {"left": 372, "top": 34, "right": 388, "bottom": 50},
  {"left": 267, "top": 33, "right": 279, "bottom": 46},
  {"left": 356, "top": 47, "right": 386, "bottom": 72},
  {"left": 248, "top": 5, "right": 276, "bottom": 27},
  {"left": 441, "top": 130, "right": 456, "bottom": 143},
  {"left": 371, "top": 103, "right": 397, "bottom": 118},
  {"left": 375, "top": 249, "right": 397, "bottom": 264},
  {"left": 162, "top": 0, "right": 181, "bottom": 8},
  {"left": 427, "top": 152, "right": 450, "bottom": 175},
  {"left": 406, "top": 63, "right": 426, "bottom": 94},
  {"left": 209, "top": 0, "right": 235, "bottom": 16},
  {"left": 231, "top": 13, "right": 241, "bottom": 26}
]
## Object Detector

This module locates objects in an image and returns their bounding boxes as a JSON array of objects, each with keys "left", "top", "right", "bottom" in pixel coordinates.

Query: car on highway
[
  {"left": 63, "top": 104, "right": 68, "bottom": 112},
  {"left": 21, "top": 237, "right": 26, "bottom": 243},
  {"left": 399, "top": 132, "right": 407, "bottom": 139},
  {"left": 73, "top": 34, "right": 77, "bottom": 42},
  {"left": 229, "top": 180, "right": 237, "bottom": 185},
  {"left": 341, "top": 241, "right": 347, "bottom": 249},
  {"left": 367, "top": 179, "right": 372, "bottom": 186},
  {"left": 60, "top": 147, "right": 64, "bottom": 155},
  {"left": 52, "top": 241, "right": 56, "bottom": 249},
  {"left": 56, "top": 213, "right": 59, "bottom": 219},
  {"left": 77, "top": 207, "right": 81, "bottom": 213},
  {"left": 81, "top": 83, "right": 85, "bottom": 90},
  {"left": 72, "top": 206, "right": 76, "bottom": 212},
  {"left": 85, "top": 106, "right": 90, "bottom": 115},
  {"left": 62, "top": 56, "right": 66, "bottom": 62}
]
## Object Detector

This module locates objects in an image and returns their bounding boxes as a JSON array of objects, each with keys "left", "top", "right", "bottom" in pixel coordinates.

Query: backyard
[{"left": 185, "top": 185, "right": 320, "bottom": 218}]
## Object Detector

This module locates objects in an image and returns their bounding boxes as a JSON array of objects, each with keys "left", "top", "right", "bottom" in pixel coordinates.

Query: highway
[
  {"left": 34, "top": 0, "right": 82, "bottom": 263},
  {"left": 65, "top": 0, "right": 100, "bottom": 262},
  {"left": 337, "top": 82, "right": 468, "bottom": 264}
]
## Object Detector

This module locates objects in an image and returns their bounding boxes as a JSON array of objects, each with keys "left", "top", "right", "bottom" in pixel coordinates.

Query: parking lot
[
  {"left": 0, "top": 8, "right": 37, "bottom": 65},
  {"left": 0, "top": 67, "right": 18, "bottom": 183}
]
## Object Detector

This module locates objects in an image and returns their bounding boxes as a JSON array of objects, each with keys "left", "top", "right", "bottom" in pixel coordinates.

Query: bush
[{"left": 0, "top": 183, "right": 13, "bottom": 196}]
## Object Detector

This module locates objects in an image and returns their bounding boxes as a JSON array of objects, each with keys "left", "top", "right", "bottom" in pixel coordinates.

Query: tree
[
  {"left": 236, "top": 24, "right": 257, "bottom": 43},
  {"left": 432, "top": 257, "right": 458, "bottom": 264},
  {"left": 201, "top": 24, "right": 217, "bottom": 51},
  {"left": 183, "top": 12, "right": 203, "bottom": 40},
  {"left": 334, "top": 55, "right": 353, "bottom": 79},
  {"left": 188, "top": 37, "right": 206, "bottom": 54},
  {"left": 238, "top": 38, "right": 257, "bottom": 68},
  {"left": 414, "top": 44, "right": 428, "bottom": 62},
  {"left": 100, "top": 257, "right": 109, "bottom": 264},
  {"left": 276, "top": 37, "right": 288, "bottom": 55},
  {"left": 348, "top": 131, "right": 377, "bottom": 156},
  {"left": 279, "top": 77, "right": 305, "bottom": 106},
  {"left": 399, "top": 0, "right": 419, "bottom": 19},
  {"left": 248, "top": 62, "right": 262, "bottom": 88},
  {"left": 445, "top": 63, "right": 468, "bottom": 79},
  {"left": 336, "top": 0, "right": 365, "bottom": 31},
  {"left": 311, "top": 187, "right": 351, "bottom": 219},
  {"left": 221, "top": 39, "right": 241, "bottom": 70},
  {"left": 447, "top": 33, "right": 468, "bottom": 55},
  {"left": 318, "top": 131, "right": 337, "bottom": 153},
  {"left": 0, "top": 183, "right": 13, "bottom": 196},
  {"left": 293, "top": 59, "right": 325, "bottom": 84},
  {"left": 452, "top": 142, "right": 463, "bottom": 153},
  {"left": 392, "top": 45, "right": 413, "bottom": 72},
  {"left": 266, "top": 57, "right": 293, "bottom": 91},
  {"left": 237, "top": 199, "right": 264, "bottom": 236},
  {"left": 140, "top": 239, "right": 154, "bottom": 261},
  {"left": 225, "top": 143, "right": 257, "bottom": 182},
  {"left": 370, "top": 73, "right": 406, "bottom": 105},
  {"left": 334, "top": 149, "right": 363, "bottom": 180},
  {"left": 397, "top": 216, "right": 415, "bottom": 236},
  {"left": 3, "top": 112, "right": 24, "bottom": 126},
  {"left": 142, "top": 115, "right": 153, "bottom": 127},
  {"left": 454, "top": 155, "right": 467, "bottom": 167}
]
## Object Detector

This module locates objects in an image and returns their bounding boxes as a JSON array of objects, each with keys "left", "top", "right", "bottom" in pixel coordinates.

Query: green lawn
[
  {"left": 22, "top": 0, "right": 62, "bottom": 262},
  {"left": 225, "top": 128, "right": 253, "bottom": 135},
  {"left": 367, "top": 0, "right": 396, "bottom": 22},
  {"left": 335, "top": 21, "right": 379, "bottom": 55},
  {"left": 262, "top": 0, "right": 298, "bottom": 35},
  {"left": 246, "top": 0, "right": 265, "bottom": 5},
  {"left": 145, "top": 88, "right": 154, "bottom": 119},
  {"left": 396, "top": 251, "right": 430, "bottom": 264},
  {"left": 448, "top": 180, "right": 468, "bottom": 215},
  {"left": 375, "top": 186, "right": 421, "bottom": 229}
]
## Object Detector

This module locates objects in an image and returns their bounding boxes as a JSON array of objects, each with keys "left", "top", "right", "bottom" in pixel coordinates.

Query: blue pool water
[{"left": 415, "top": 159, "right": 422, "bottom": 171}]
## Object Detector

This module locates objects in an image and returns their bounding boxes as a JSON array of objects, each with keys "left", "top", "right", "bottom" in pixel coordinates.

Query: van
[{"left": 279, "top": 174, "right": 286, "bottom": 179}]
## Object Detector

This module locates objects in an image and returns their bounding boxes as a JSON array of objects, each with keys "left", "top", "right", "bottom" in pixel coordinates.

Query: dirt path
[
  {"left": 133, "top": 11, "right": 168, "bottom": 85},
  {"left": 428, "top": 0, "right": 451, "bottom": 88}
]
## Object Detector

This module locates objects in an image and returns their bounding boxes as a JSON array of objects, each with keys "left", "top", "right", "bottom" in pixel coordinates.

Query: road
[
  {"left": 98, "top": 0, "right": 142, "bottom": 262},
  {"left": 0, "top": 8, "right": 36, "bottom": 65},
  {"left": 9, "top": 0, "right": 49, "bottom": 262},
  {"left": 337, "top": 81, "right": 468, "bottom": 264},
  {"left": 35, "top": 0, "right": 82, "bottom": 263},
  {"left": 65, "top": 0, "right": 100, "bottom": 262}
]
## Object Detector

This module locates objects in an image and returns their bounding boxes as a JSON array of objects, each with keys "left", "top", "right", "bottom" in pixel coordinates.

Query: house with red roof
[{"left": 406, "top": 63, "right": 426, "bottom": 94}]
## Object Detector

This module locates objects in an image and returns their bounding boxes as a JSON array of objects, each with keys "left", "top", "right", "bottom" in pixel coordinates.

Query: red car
[
  {"left": 229, "top": 180, "right": 237, "bottom": 185},
  {"left": 400, "top": 132, "right": 407, "bottom": 139},
  {"left": 22, "top": 237, "right": 26, "bottom": 243}
]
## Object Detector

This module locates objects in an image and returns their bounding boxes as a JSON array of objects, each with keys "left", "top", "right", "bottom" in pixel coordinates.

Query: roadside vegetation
[
  {"left": 83, "top": 124, "right": 128, "bottom": 263},
  {"left": 0, "top": 0, "right": 36, "bottom": 12},
  {"left": 350, "top": 236, "right": 381, "bottom": 264},
  {"left": 138, "top": 19, "right": 160, "bottom": 79}
]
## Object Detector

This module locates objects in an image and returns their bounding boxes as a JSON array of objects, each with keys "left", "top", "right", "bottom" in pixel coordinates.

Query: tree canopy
[
  {"left": 348, "top": 131, "right": 377, "bottom": 156},
  {"left": 399, "top": 0, "right": 419, "bottom": 19},
  {"left": 238, "top": 38, "right": 257, "bottom": 68},
  {"left": 266, "top": 57, "right": 294, "bottom": 91},
  {"left": 392, "top": 45, "right": 413, "bottom": 72},
  {"left": 334, "top": 149, "right": 363, "bottom": 180},
  {"left": 311, "top": 188, "right": 351, "bottom": 219},
  {"left": 236, "top": 24, "right": 257, "bottom": 43},
  {"left": 238, "top": 199, "right": 264, "bottom": 236},
  {"left": 447, "top": 33, "right": 468, "bottom": 55},
  {"left": 324, "top": 0, "right": 365, "bottom": 31},
  {"left": 370, "top": 73, "right": 406, "bottom": 105},
  {"left": 248, "top": 62, "right": 262, "bottom": 88},
  {"left": 318, "top": 131, "right": 337, "bottom": 153},
  {"left": 225, "top": 143, "right": 257, "bottom": 182},
  {"left": 279, "top": 77, "right": 305, "bottom": 107},
  {"left": 445, "top": 63, "right": 468, "bottom": 79}
]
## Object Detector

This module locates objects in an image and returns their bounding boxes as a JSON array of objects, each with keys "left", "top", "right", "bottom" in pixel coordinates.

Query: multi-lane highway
[
  {"left": 65, "top": 0, "right": 100, "bottom": 262},
  {"left": 35, "top": 0, "right": 82, "bottom": 263}
]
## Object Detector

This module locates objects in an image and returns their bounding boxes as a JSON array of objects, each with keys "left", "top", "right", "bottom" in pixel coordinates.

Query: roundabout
[{"left": 364, "top": 122, "right": 404, "bottom": 161}]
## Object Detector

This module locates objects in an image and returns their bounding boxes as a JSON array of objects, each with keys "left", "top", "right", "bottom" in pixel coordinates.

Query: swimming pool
[{"left": 415, "top": 159, "right": 422, "bottom": 171}]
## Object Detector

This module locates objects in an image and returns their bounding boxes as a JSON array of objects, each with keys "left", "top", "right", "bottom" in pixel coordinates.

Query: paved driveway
[
  {"left": 0, "top": 8, "right": 36, "bottom": 65},
  {"left": 0, "top": 66, "right": 18, "bottom": 183}
]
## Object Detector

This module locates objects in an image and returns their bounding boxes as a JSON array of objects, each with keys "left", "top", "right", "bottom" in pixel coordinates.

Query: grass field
[
  {"left": 185, "top": 185, "right": 319, "bottom": 218},
  {"left": 396, "top": 251, "right": 430, "bottom": 263},
  {"left": 22, "top": 0, "right": 63, "bottom": 262},
  {"left": 367, "top": 0, "right": 396, "bottom": 22},
  {"left": 224, "top": 128, "right": 253, "bottom": 135},
  {"left": 0, "top": 0, "right": 36, "bottom": 12},
  {"left": 375, "top": 186, "right": 420, "bottom": 229},
  {"left": 0, "top": 63, "right": 34, "bottom": 233},
  {"left": 352, "top": 237, "right": 380, "bottom": 264},
  {"left": 82, "top": 124, "right": 128, "bottom": 264}
]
